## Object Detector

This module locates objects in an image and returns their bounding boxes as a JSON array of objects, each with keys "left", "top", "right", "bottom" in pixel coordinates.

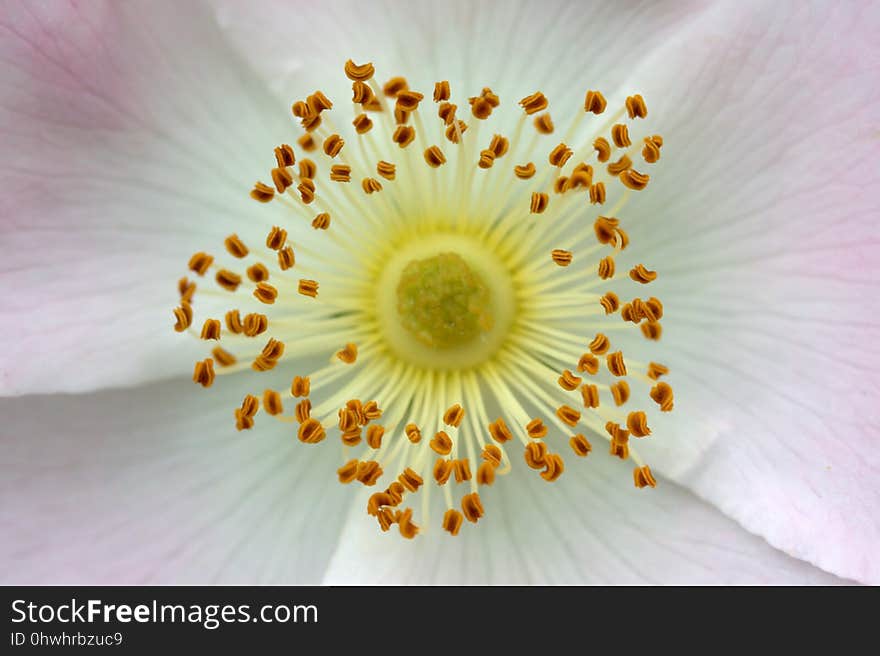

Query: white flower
[{"left": 1, "top": 0, "right": 877, "bottom": 584}]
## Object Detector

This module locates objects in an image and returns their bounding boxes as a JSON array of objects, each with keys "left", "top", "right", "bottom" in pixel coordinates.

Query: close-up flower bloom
[{"left": 1, "top": 0, "right": 877, "bottom": 585}]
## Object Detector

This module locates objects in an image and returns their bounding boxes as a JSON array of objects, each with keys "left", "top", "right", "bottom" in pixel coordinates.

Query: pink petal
[
  {"left": 608, "top": 1, "right": 880, "bottom": 583},
  {"left": 0, "top": 375, "right": 349, "bottom": 583},
  {"left": 322, "top": 455, "right": 845, "bottom": 584},
  {"left": 0, "top": 1, "right": 289, "bottom": 395}
]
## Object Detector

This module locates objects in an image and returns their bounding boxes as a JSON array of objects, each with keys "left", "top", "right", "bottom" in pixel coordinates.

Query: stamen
[
  {"left": 551, "top": 249, "right": 573, "bottom": 267},
  {"left": 442, "top": 509, "right": 464, "bottom": 535},
  {"left": 224, "top": 234, "right": 249, "bottom": 258},
  {"left": 569, "top": 434, "right": 592, "bottom": 457},
  {"left": 200, "top": 319, "right": 221, "bottom": 340},
  {"left": 298, "top": 279, "right": 319, "bottom": 298},
  {"left": 461, "top": 492, "right": 484, "bottom": 523},
  {"left": 514, "top": 163, "right": 536, "bottom": 179},
  {"left": 430, "top": 430, "right": 453, "bottom": 455},
  {"left": 336, "top": 343, "right": 358, "bottom": 364},
  {"left": 633, "top": 465, "right": 657, "bottom": 489},
  {"left": 192, "top": 358, "right": 215, "bottom": 388}
]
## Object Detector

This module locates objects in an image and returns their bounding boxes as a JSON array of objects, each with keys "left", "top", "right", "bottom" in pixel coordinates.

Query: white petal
[
  {"left": 0, "top": 376, "right": 349, "bottom": 583},
  {"left": 322, "top": 457, "right": 845, "bottom": 584},
  {"left": 600, "top": 1, "right": 880, "bottom": 582},
  {"left": 0, "top": 1, "right": 291, "bottom": 395}
]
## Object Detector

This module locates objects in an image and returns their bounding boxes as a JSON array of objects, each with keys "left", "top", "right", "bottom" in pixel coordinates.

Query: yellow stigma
[
  {"left": 375, "top": 233, "right": 515, "bottom": 370},
  {"left": 396, "top": 252, "right": 492, "bottom": 348}
]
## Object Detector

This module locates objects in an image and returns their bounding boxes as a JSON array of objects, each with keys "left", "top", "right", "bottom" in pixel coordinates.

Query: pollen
[{"left": 171, "top": 58, "right": 671, "bottom": 539}]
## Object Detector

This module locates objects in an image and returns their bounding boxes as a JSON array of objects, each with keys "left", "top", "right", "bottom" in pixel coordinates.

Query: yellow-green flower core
[{"left": 396, "top": 252, "right": 493, "bottom": 348}]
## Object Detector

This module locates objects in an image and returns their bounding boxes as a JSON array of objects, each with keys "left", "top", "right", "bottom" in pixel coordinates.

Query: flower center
[
  {"left": 376, "top": 234, "right": 515, "bottom": 369},
  {"left": 171, "top": 57, "right": 671, "bottom": 542}
]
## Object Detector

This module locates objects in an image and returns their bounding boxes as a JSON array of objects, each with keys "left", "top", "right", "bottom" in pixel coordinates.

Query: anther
[
  {"left": 192, "top": 358, "right": 215, "bottom": 388},
  {"left": 577, "top": 353, "right": 599, "bottom": 375},
  {"left": 298, "top": 133, "right": 317, "bottom": 152},
  {"left": 430, "top": 430, "right": 453, "bottom": 455},
  {"left": 569, "top": 434, "right": 592, "bottom": 457},
  {"left": 215, "top": 269, "right": 242, "bottom": 292},
  {"left": 393, "top": 125, "right": 416, "bottom": 148},
  {"left": 607, "top": 154, "right": 632, "bottom": 175},
  {"left": 307, "top": 90, "right": 333, "bottom": 114},
  {"left": 266, "top": 226, "right": 287, "bottom": 250},
  {"left": 606, "top": 350, "right": 627, "bottom": 376},
  {"left": 252, "top": 338, "right": 285, "bottom": 372},
  {"left": 650, "top": 381, "right": 674, "bottom": 412},
  {"left": 519, "top": 91, "right": 548, "bottom": 115},
  {"left": 461, "top": 493, "right": 484, "bottom": 523},
  {"left": 626, "top": 411, "right": 651, "bottom": 437},
  {"left": 584, "top": 90, "right": 607, "bottom": 114},
  {"left": 178, "top": 277, "right": 196, "bottom": 303},
  {"left": 337, "top": 407, "right": 358, "bottom": 433},
  {"left": 554, "top": 177, "right": 569, "bottom": 194},
  {"left": 362, "top": 177, "right": 383, "bottom": 194},
  {"left": 530, "top": 192, "right": 549, "bottom": 214},
  {"left": 633, "top": 465, "right": 657, "bottom": 489},
  {"left": 433, "top": 80, "right": 451, "bottom": 102},
  {"left": 594, "top": 216, "right": 620, "bottom": 244},
  {"left": 569, "top": 162, "right": 593, "bottom": 188},
  {"left": 438, "top": 102, "right": 457, "bottom": 125},
  {"left": 580, "top": 384, "right": 599, "bottom": 408},
  {"left": 619, "top": 169, "right": 650, "bottom": 190},
  {"left": 291, "top": 375, "right": 311, "bottom": 397},
  {"left": 526, "top": 418, "right": 548, "bottom": 439},
  {"left": 641, "top": 321, "right": 662, "bottom": 340},
  {"left": 253, "top": 282, "right": 278, "bottom": 304},
  {"left": 625, "top": 94, "right": 648, "bottom": 119},
  {"left": 548, "top": 143, "right": 573, "bottom": 167},
  {"left": 396, "top": 90, "right": 424, "bottom": 112},
  {"left": 247, "top": 263, "right": 269, "bottom": 282},
  {"left": 250, "top": 182, "right": 275, "bottom": 203},
  {"left": 211, "top": 346, "right": 236, "bottom": 367},
  {"left": 597, "top": 256, "right": 615, "bottom": 279},
  {"left": 298, "top": 279, "right": 319, "bottom": 298},
  {"left": 224, "top": 234, "right": 249, "bottom": 258},
  {"left": 433, "top": 458, "right": 453, "bottom": 485},
  {"left": 423, "top": 145, "right": 446, "bottom": 167},
  {"left": 330, "top": 165, "right": 352, "bottom": 182},
  {"left": 299, "top": 159, "right": 317, "bottom": 179},
  {"left": 357, "top": 460, "right": 382, "bottom": 485},
  {"left": 611, "top": 380, "right": 630, "bottom": 406},
  {"left": 363, "top": 401, "right": 382, "bottom": 421},
  {"left": 514, "top": 163, "right": 536, "bottom": 179},
  {"left": 383, "top": 76, "right": 408, "bottom": 97},
  {"left": 405, "top": 423, "right": 421, "bottom": 443},
  {"left": 271, "top": 166, "right": 293, "bottom": 193},
  {"left": 200, "top": 318, "right": 221, "bottom": 340},
  {"left": 647, "top": 362, "right": 669, "bottom": 380},
  {"left": 642, "top": 135, "right": 663, "bottom": 163},
  {"left": 444, "top": 404, "right": 465, "bottom": 428},
  {"left": 453, "top": 458, "right": 472, "bottom": 483},
  {"left": 367, "top": 492, "right": 394, "bottom": 516},
  {"left": 301, "top": 113, "right": 321, "bottom": 132},
  {"left": 611, "top": 124, "right": 631, "bottom": 148},
  {"left": 349, "top": 113, "right": 372, "bottom": 135},
  {"left": 558, "top": 369, "right": 582, "bottom": 391},
  {"left": 263, "top": 389, "right": 283, "bottom": 416},
  {"left": 589, "top": 333, "right": 610, "bottom": 355},
  {"left": 337, "top": 459, "right": 359, "bottom": 484},
  {"left": 312, "top": 213, "right": 331, "bottom": 230},
  {"left": 556, "top": 405, "right": 581, "bottom": 427},
  {"left": 172, "top": 303, "right": 193, "bottom": 333},
  {"left": 443, "top": 509, "right": 464, "bottom": 536},
  {"left": 225, "top": 310, "right": 243, "bottom": 334},
  {"left": 397, "top": 508, "right": 419, "bottom": 539},
  {"left": 551, "top": 249, "right": 573, "bottom": 267},
  {"left": 478, "top": 149, "right": 495, "bottom": 169},
  {"left": 376, "top": 161, "right": 396, "bottom": 180},
  {"left": 600, "top": 291, "right": 620, "bottom": 314},
  {"left": 477, "top": 463, "right": 495, "bottom": 486},
  {"left": 540, "top": 454, "right": 564, "bottom": 482},
  {"left": 524, "top": 441, "right": 548, "bottom": 469},
  {"left": 278, "top": 247, "right": 295, "bottom": 270},
  {"left": 593, "top": 137, "right": 611, "bottom": 163},
  {"left": 399, "top": 468, "right": 423, "bottom": 493},
  {"left": 188, "top": 252, "right": 214, "bottom": 276},
  {"left": 534, "top": 113, "right": 554, "bottom": 134},
  {"left": 366, "top": 424, "right": 385, "bottom": 449},
  {"left": 351, "top": 81, "right": 375, "bottom": 105},
  {"left": 488, "top": 418, "right": 513, "bottom": 443},
  {"left": 243, "top": 313, "right": 268, "bottom": 337},
  {"left": 489, "top": 134, "right": 509, "bottom": 157},
  {"left": 294, "top": 399, "right": 311, "bottom": 422},
  {"left": 445, "top": 120, "right": 468, "bottom": 143},
  {"left": 297, "top": 178, "right": 316, "bottom": 204},
  {"left": 336, "top": 342, "right": 358, "bottom": 364},
  {"left": 630, "top": 264, "right": 657, "bottom": 284},
  {"left": 344, "top": 59, "right": 374, "bottom": 82},
  {"left": 274, "top": 144, "right": 295, "bottom": 168},
  {"left": 481, "top": 444, "right": 503, "bottom": 467},
  {"left": 323, "top": 134, "right": 344, "bottom": 158},
  {"left": 298, "top": 418, "right": 326, "bottom": 444},
  {"left": 589, "top": 182, "right": 606, "bottom": 204}
]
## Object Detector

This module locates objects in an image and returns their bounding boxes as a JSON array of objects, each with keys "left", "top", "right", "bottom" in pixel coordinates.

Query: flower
[{"left": 1, "top": 0, "right": 877, "bottom": 584}]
